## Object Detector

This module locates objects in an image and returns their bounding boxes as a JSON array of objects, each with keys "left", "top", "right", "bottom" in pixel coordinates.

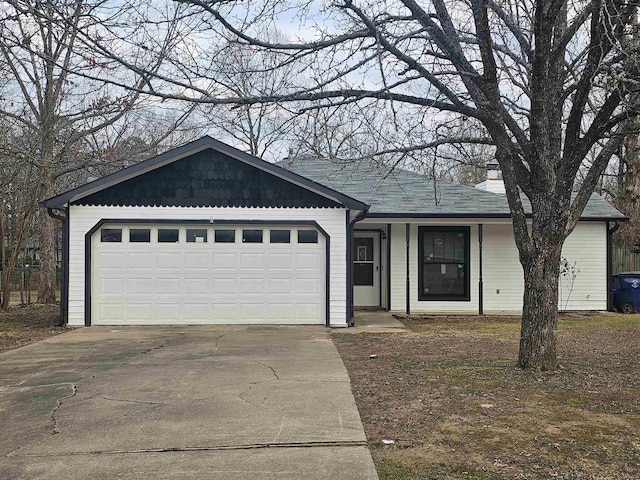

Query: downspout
[
  {"left": 47, "top": 207, "right": 68, "bottom": 327},
  {"left": 607, "top": 221, "right": 620, "bottom": 311},
  {"left": 405, "top": 223, "right": 410, "bottom": 315},
  {"left": 347, "top": 208, "right": 369, "bottom": 326},
  {"left": 478, "top": 224, "right": 484, "bottom": 315}
]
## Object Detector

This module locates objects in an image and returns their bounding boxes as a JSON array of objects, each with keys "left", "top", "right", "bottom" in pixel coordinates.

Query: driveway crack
[
  {"left": 12, "top": 440, "right": 370, "bottom": 457},
  {"left": 51, "top": 383, "right": 77, "bottom": 435},
  {"left": 250, "top": 360, "right": 280, "bottom": 380}
]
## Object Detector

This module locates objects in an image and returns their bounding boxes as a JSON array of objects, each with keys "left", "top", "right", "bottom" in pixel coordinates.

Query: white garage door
[{"left": 91, "top": 224, "right": 326, "bottom": 325}]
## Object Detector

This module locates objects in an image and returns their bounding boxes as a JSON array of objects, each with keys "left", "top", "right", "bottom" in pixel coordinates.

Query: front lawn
[{"left": 333, "top": 313, "right": 640, "bottom": 480}]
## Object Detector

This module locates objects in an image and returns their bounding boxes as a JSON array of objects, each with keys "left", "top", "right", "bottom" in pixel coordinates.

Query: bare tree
[
  {"left": 0, "top": 0, "right": 189, "bottom": 303},
  {"left": 198, "top": 40, "right": 300, "bottom": 160},
  {"left": 45, "top": 0, "right": 640, "bottom": 369}
]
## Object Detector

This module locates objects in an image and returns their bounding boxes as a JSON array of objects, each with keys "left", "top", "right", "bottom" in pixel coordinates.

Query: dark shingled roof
[{"left": 278, "top": 157, "right": 626, "bottom": 220}]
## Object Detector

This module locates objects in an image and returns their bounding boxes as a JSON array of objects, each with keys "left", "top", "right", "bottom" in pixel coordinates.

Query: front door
[{"left": 353, "top": 232, "right": 380, "bottom": 307}]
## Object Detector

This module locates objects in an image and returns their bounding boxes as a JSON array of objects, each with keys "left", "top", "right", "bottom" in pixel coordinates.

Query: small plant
[{"left": 559, "top": 257, "right": 579, "bottom": 312}]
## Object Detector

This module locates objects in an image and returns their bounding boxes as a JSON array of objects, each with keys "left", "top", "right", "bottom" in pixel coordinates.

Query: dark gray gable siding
[{"left": 74, "top": 149, "right": 341, "bottom": 208}]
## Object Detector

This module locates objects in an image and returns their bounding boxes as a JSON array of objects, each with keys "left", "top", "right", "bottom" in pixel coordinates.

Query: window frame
[
  {"left": 298, "top": 230, "right": 318, "bottom": 244},
  {"left": 269, "top": 229, "right": 291, "bottom": 244},
  {"left": 186, "top": 228, "right": 208, "bottom": 243},
  {"left": 242, "top": 229, "right": 263, "bottom": 243},
  {"left": 129, "top": 228, "right": 151, "bottom": 243},
  {"left": 158, "top": 228, "right": 180, "bottom": 243},
  {"left": 214, "top": 229, "right": 236, "bottom": 243},
  {"left": 418, "top": 226, "right": 470, "bottom": 302},
  {"left": 100, "top": 228, "right": 122, "bottom": 243}
]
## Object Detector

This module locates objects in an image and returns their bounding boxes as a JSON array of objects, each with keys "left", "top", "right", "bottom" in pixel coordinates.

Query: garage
[
  {"left": 91, "top": 223, "right": 327, "bottom": 325},
  {"left": 42, "top": 136, "right": 368, "bottom": 327}
]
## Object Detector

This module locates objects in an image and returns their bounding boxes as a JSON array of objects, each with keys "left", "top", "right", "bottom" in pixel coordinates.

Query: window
[
  {"left": 101, "top": 229, "right": 122, "bottom": 242},
  {"left": 215, "top": 229, "right": 235, "bottom": 243},
  {"left": 158, "top": 228, "right": 179, "bottom": 243},
  {"left": 354, "top": 237, "right": 374, "bottom": 286},
  {"left": 270, "top": 230, "right": 290, "bottom": 243},
  {"left": 418, "top": 226, "right": 470, "bottom": 301},
  {"left": 298, "top": 230, "right": 318, "bottom": 244},
  {"left": 129, "top": 229, "right": 150, "bottom": 243},
  {"left": 187, "top": 229, "right": 207, "bottom": 243},
  {"left": 242, "top": 229, "right": 263, "bottom": 243}
]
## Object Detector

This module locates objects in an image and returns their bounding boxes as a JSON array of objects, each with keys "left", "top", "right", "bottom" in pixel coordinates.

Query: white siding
[
  {"left": 389, "top": 220, "right": 608, "bottom": 314},
  {"left": 67, "top": 206, "right": 348, "bottom": 326},
  {"left": 482, "top": 223, "right": 523, "bottom": 312},
  {"left": 559, "top": 223, "right": 607, "bottom": 310}
]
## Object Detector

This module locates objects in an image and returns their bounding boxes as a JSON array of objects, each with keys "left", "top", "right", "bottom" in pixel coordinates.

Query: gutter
[
  {"left": 607, "top": 220, "right": 621, "bottom": 311},
  {"left": 46, "top": 208, "right": 68, "bottom": 327}
]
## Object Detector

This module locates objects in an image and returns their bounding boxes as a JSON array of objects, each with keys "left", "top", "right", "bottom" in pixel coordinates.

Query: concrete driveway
[{"left": 0, "top": 326, "right": 378, "bottom": 479}]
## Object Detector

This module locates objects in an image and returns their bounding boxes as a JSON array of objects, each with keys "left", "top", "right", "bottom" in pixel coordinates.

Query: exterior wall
[
  {"left": 389, "top": 219, "right": 607, "bottom": 314},
  {"left": 67, "top": 205, "right": 348, "bottom": 326},
  {"left": 390, "top": 221, "right": 480, "bottom": 313}
]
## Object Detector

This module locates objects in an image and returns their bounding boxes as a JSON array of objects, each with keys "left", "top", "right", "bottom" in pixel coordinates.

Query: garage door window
[
  {"left": 158, "top": 229, "right": 179, "bottom": 243},
  {"left": 187, "top": 229, "right": 208, "bottom": 243},
  {"left": 298, "top": 230, "right": 318, "bottom": 244},
  {"left": 101, "top": 229, "right": 122, "bottom": 242},
  {"left": 243, "top": 229, "right": 263, "bottom": 243},
  {"left": 130, "top": 229, "right": 150, "bottom": 243},
  {"left": 270, "top": 230, "right": 290, "bottom": 243},
  {"left": 215, "top": 229, "right": 235, "bottom": 243}
]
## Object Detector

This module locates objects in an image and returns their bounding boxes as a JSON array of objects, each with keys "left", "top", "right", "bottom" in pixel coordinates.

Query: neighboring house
[{"left": 42, "top": 136, "right": 626, "bottom": 327}]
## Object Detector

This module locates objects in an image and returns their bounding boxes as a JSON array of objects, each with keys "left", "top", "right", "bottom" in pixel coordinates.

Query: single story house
[{"left": 42, "top": 136, "right": 626, "bottom": 327}]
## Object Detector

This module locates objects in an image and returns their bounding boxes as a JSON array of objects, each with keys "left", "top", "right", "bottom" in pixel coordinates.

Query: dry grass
[
  {"left": 0, "top": 304, "right": 64, "bottom": 354},
  {"left": 333, "top": 313, "right": 640, "bottom": 480}
]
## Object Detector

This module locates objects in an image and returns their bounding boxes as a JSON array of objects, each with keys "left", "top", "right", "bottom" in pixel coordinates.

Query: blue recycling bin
[{"left": 612, "top": 273, "right": 640, "bottom": 313}]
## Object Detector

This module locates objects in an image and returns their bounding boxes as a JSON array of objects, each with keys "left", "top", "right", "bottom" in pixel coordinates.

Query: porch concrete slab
[
  {"left": 334, "top": 311, "right": 408, "bottom": 334},
  {"left": 0, "top": 326, "right": 377, "bottom": 479}
]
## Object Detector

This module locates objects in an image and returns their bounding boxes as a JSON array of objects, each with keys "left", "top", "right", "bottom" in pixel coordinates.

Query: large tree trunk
[
  {"left": 518, "top": 242, "right": 563, "bottom": 370},
  {"left": 37, "top": 172, "right": 57, "bottom": 304}
]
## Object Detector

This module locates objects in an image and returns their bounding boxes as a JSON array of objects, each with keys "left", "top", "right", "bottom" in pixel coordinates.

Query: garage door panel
[
  {"left": 184, "top": 278, "right": 211, "bottom": 295},
  {"left": 127, "top": 303, "right": 154, "bottom": 321},
  {"left": 240, "top": 278, "right": 265, "bottom": 294},
  {"left": 97, "top": 252, "right": 127, "bottom": 270},
  {"left": 240, "top": 303, "right": 268, "bottom": 320},
  {"left": 212, "top": 253, "right": 238, "bottom": 269},
  {"left": 212, "top": 278, "right": 238, "bottom": 294},
  {"left": 93, "top": 224, "right": 325, "bottom": 325},
  {"left": 98, "top": 277, "right": 126, "bottom": 295},
  {"left": 183, "top": 252, "right": 211, "bottom": 269},
  {"left": 156, "top": 253, "right": 182, "bottom": 269},
  {"left": 240, "top": 253, "right": 265, "bottom": 269},
  {"left": 155, "top": 278, "right": 183, "bottom": 295},
  {"left": 268, "top": 278, "right": 291, "bottom": 294},
  {"left": 211, "top": 303, "right": 238, "bottom": 321},
  {"left": 127, "top": 278, "right": 154, "bottom": 295},
  {"left": 127, "top": 252, "right": 155, "bottom": 269},
  {"left": 154, "top": 303, "right": 182, "bottom": 320},
  {"left": 268, "top": 253, "right": 293, "bottom": 269},
  {"left": 182, "top": 303, "right": 209, "bottom": 319},
  {"left": 296, "top": 278, "right": 322, "bottom": 295},
  {"left": 96, "top": 303, "right": 125, "bottom": 323},
  {"left": 295, "top": 304, "right": 322, "bottom": 322},
  {"left": 296, "top": 253, "right": 321, "bottom": 269}
]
